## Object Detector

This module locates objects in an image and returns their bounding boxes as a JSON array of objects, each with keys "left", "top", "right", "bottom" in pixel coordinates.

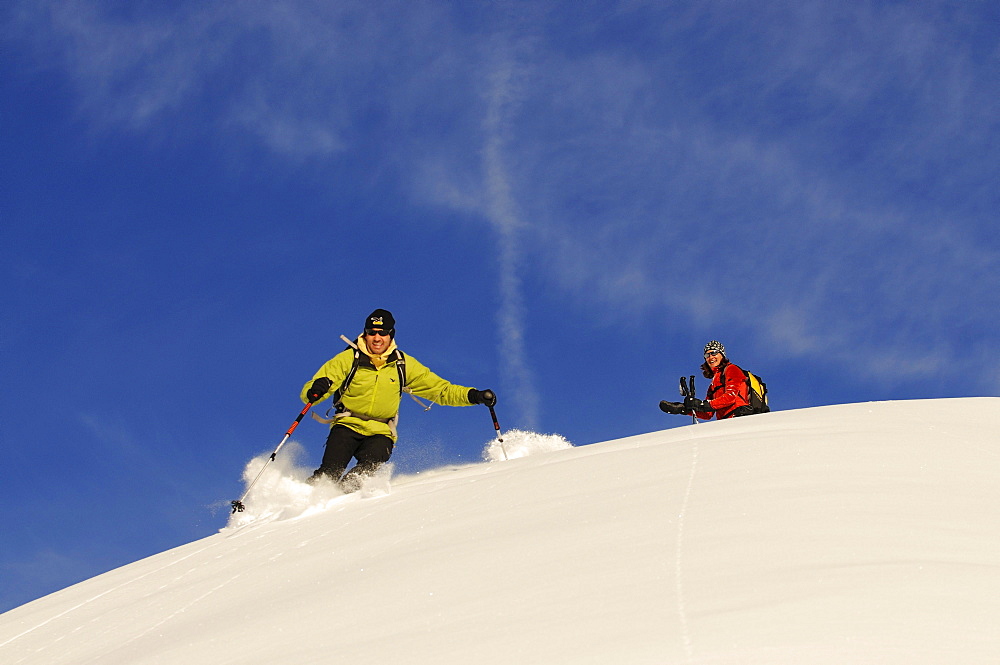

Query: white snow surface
[{"left": 2, "top": 398, "right": 999, "bottom": 664}]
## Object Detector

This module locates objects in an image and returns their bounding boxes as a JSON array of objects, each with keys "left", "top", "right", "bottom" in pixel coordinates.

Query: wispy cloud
[
  {"left": 482, "top": 43, "right": 540, "bottom": 430},
  {"left": 8, "top": 0, "right": 998, "bottom": 393},
  {"left": 8, "top": 1, "right": 459, "bottom": 156}
]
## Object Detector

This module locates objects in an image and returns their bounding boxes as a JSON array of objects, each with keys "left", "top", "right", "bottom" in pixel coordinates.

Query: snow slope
[{"left": 2, "top": 399, "right": 998, "bottom": 664}]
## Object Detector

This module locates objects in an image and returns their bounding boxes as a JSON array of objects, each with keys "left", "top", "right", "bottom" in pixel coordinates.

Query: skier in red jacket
[{"left": 660, "top": 341, "right": 754, "bottom": 420}]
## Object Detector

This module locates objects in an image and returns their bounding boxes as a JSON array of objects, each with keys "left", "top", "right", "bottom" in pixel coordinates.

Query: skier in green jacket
[{"left": 302, "top": 308, "right": 496, "bottom": 492}]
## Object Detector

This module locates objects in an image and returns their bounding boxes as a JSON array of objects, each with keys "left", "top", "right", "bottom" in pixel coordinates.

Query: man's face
[
  {"left": 365, "top": 328, "right": 392, "bottom": 354},
  {"left": 705, "top": 350, "right": 724, "bottom": 369}
]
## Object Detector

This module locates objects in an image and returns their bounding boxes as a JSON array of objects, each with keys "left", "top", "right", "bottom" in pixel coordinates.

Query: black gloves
[
  {"left": 683, "top": 396, "right": 714, "bottom": 412},
  {"left": 468, "top": 388, "right": 497, "bottom": 407},
  {"left": 306, "top": 377, "right": 333, "bottom": 403},
  {"left": 661, "top": 399, "right": 713, "bottom": 414}
]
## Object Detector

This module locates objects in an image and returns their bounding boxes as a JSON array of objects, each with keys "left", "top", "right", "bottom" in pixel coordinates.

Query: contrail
[{"left": 482, "top": 51, "right": 540, "bottom": 431}]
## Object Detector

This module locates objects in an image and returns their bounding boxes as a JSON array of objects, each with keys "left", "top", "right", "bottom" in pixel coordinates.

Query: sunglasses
[
  {"left": 704, "top": 351, "right": 723, "bottom": 358},
  {"left": 365, "top": 329, "right": 393, "bottom": 337}
]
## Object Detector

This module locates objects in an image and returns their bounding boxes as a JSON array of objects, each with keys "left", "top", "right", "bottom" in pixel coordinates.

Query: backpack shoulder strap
[
  {"left": 708, "top": 361, "right": 728, "bottom": 398},
  {"left": 394, "top": 349, "right": 407, "bottom": 395},
  {"left": 333, "top": 347, "right": 362, "bottom": 408}
]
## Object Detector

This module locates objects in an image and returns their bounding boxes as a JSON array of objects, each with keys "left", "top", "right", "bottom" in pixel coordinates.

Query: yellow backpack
[{"left": 721, "top": 365, "right": 769, "bottom": 414}]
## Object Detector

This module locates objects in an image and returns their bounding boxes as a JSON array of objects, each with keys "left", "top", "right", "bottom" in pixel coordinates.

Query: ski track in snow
[
  {"left": 675, "top": 437, "right": 698, "bottom": 662},
  {"left": 10, "top": 565, "right": 246, "bottom": 664},
  {"left": 113, "top": 571, "right": 245, "bottom": 652},
  {"left": 0, "top": 540, "right": 223, "bottom": 655}
]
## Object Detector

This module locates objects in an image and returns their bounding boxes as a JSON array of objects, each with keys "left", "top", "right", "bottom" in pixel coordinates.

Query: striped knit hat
[{"left": 703, "top": 340, "right": 725, "bottom": 357}]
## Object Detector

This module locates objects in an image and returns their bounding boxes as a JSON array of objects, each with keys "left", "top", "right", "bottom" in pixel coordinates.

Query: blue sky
[{"left": 2, "top": 0, "right": 997, "bottom": 613}]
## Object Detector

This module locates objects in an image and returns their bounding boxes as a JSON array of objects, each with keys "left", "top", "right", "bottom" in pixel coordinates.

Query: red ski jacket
[{"left": 697, "top": 361, "right": 750, "bottom": 420}]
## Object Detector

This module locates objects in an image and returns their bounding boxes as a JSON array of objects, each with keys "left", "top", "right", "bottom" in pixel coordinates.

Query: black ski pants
[{"left": 312, "top": 424, "right": 394, "bottom": 493}]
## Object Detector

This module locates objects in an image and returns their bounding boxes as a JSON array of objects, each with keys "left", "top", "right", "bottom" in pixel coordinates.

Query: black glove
[
  {"left": 683, "top": 396, "right": 714, "bottom": 412},
  {"left": 306, "top": 377, "right": 333, "bottom": 403},
  {"left": 468, "top": 388, "right": 497, "bottom": 407},
  {"left": 659, "top": 401, "right": 687, "bottom": 415}
]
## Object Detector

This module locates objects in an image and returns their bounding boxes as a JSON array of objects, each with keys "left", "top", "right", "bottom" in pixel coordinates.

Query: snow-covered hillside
[{"left": 2, "top": 399, "right": 999, "bottom": 664}]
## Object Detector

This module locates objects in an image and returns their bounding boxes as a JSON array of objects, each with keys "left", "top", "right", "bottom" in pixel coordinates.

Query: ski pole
[
  {"left": 680, "top": 376, "right": 698, "bottom": 425},
  {"left": 488, "top": 404, "right": 509, "bottom": 460},
  {"left": 689, "top": 375, "right": 698, "bottom": 425},
  {"left": 231, "top": 402, "right": 313, "bottom": 514}
]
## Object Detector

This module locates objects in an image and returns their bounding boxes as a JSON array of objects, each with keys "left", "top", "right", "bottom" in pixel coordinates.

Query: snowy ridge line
[
  {"left": 3, "top": 400, "right": 999, "bottom": 664},
  {"left": 223, "top": 431, "right": 575, "bottom": 531}
]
